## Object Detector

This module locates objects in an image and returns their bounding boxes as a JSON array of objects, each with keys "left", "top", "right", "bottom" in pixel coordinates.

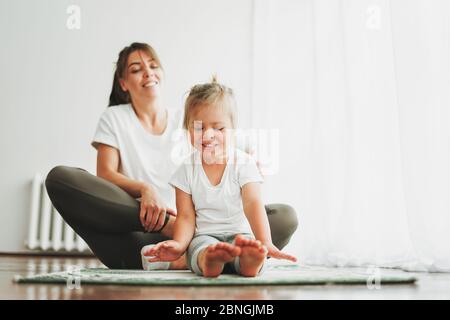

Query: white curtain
[{"left": 253, "top": 0, "right": 450, "bottom": 271}]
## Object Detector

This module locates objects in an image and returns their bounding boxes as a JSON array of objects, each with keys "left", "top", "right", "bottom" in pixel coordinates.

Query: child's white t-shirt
[
  {"left": 169, "top": 148, "right": 264, "bottom": 236},
  {"left": 91, "top": 104, "right": 188, "bottom": 210}
]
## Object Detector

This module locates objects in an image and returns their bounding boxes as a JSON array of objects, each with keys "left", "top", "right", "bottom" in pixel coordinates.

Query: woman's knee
[
  {"left": 45, "top": 165, "right": 102, "bottom": 218},
  {"left": 45, "top": 166, "right": 85, "bottom": 193},
  {"left": 267, "top": 203, "right": 299, "bottom": 249},
  {"left": 268, "top": 203, "right": 299, "bottom": 234},
  {"left": 278, "top": 204, "right": 299, "bottom": 234},
  {"left": 46, "top": 166, "right": 73, "bottom": 197},
  {"left": 47, "top": 165, "right": 137, "bottom": 209}
]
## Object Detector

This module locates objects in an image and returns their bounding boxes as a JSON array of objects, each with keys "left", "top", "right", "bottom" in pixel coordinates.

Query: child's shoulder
[
  {"left": 233, "top": 149, "right": 257, "bottom": 176},
  {"left": 174, "top": 151, "right": 198, "bottom": 175},
  {"left": 231, "top": 148, "right": 258, "bottom": 170},
  {"left": 177, "top": 152, "right": 195, "bottom": 167}
]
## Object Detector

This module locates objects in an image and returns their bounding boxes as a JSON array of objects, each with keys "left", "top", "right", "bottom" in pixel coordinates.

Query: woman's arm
[
  {"left": 241, "top": 182, "right": 297, "bottom": 262},
  {"left": 97, "top": 143, "right": 175, "bottom": 233},
  {"left": 97, "top": 143, "right": 151, "bottom": 197}
]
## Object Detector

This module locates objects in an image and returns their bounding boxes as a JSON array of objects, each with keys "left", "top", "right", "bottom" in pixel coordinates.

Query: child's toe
[{"left": 231, "top": 246, "right": 241, "bottom": 256}]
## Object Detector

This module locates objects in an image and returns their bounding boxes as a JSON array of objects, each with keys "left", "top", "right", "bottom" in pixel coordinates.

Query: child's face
[{"left": 189, "top": 104, "right": 233, "bottom": 161}]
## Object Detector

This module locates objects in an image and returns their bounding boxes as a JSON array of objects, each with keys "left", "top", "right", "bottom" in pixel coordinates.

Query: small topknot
[{"left": 211, "top": 73, "right": 218, "bottom": 84}]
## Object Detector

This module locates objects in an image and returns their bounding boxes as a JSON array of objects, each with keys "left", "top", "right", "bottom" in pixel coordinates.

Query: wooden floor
[{"left": 1, "top": 255, "right": 450, "bottom": 299}]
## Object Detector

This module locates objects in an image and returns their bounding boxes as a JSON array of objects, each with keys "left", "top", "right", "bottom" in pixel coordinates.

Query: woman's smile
[{"left": 142, "top": 80, "right": 159, "bottom": 88}]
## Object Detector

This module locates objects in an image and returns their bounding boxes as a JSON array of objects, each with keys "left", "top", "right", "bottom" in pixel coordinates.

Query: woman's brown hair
[{"left": 108, "top": 42, "right": 163, "bottom": 106}]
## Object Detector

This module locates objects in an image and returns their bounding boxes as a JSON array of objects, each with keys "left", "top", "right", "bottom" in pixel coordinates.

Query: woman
[{"left": 45, "top": 42, "right": 298, "bottom": 269}]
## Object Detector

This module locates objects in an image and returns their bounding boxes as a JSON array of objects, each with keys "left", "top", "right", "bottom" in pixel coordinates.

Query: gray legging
[{"left": 45, "top": 166, "right": 299, "bottom": 269}]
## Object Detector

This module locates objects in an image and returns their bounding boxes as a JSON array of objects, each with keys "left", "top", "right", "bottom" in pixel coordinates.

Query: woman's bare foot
[
  {"left": 234, "top": 235, "right": 268, "bottom": 277},
  {"left": 198, "top": 242, "right": 241, "bottom": 277},
  {"left": 169, "top": 253, "right": 188, "bottom": 270}
]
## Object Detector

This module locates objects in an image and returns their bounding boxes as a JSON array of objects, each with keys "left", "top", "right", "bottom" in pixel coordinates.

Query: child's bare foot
[
  {"left": 198, "top": 242, "right": 241, "bottom": 277},
  {"left": 234, "top": 235, "right": 268, "bottom": 277}
]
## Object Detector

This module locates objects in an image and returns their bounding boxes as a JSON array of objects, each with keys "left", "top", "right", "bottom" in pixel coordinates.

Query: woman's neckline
[{"left": 129, "top": 104, "right": 169, "bottom": 137}]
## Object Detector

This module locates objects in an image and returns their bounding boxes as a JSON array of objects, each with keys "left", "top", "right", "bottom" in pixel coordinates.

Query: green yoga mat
[{"left": 14, "top": 263, "right": 416, "bottom": 286}]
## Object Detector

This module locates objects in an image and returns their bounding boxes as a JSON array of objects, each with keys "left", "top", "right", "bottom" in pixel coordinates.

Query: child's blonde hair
[{"left": 183, "top": 75, "right": 237, "bottom": 130}]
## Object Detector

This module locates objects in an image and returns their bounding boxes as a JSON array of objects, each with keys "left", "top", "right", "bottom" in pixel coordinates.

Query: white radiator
[{"left": 26, "top": 174, "right": 91, "bottom": 254}]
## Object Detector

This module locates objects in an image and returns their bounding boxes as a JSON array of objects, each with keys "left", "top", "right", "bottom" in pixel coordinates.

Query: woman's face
[
  {"left": 189, "top": 104, "right": 233, "bottom": 163},
  {"left": 119, "top": 50, "right": 163, "bottom": 101}
]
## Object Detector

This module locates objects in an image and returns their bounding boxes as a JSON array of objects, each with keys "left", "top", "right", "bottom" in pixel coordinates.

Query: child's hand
[
  {"left": 143, "top": 240, "right": 184, "bottom": 262},
  {"left": 264, "top": 242, "right": 297, "bottom": 262}
]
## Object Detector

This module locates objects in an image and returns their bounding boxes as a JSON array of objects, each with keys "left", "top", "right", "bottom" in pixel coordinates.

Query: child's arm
[
  {"left": 144, "top": 187, "right": 196, "bottom": 262},
  {"left": 241, "top": 182, "right": 297, "bottom": 262},
  {"left": 172, "top": 187, "right": 196, "bottom": 249}
]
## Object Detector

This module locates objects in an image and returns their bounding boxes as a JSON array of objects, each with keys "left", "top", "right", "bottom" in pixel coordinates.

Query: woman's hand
[
  {"left": 140, "top": 185, "right": 176, "bottom": 232},
  {"left": 142, "top": 240, "right": 184, "bottom": 262},
  {"left": 264, "top": 242, "right": 297, "bottom": 262}
]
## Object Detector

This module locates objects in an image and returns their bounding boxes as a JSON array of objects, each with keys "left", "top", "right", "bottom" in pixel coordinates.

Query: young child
[{"left": 142, "top": 77, "right": 297, "bottom": 277}]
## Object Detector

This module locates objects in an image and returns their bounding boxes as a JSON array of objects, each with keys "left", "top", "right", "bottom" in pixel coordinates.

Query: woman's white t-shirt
[
  {"left": 168, "top": 148, "right": 264, "bottom": 236},
  {"left": 91, "top": 104, "right": 188, "bottom": 210}
]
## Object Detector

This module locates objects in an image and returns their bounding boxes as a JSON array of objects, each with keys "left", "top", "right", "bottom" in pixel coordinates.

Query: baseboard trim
[{"left": 0, "top": 251, "right": 95, "bottom": 258}]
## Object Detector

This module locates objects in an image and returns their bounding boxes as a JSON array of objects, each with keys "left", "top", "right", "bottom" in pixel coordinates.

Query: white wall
[{"left": 0, "top": 0, "right": 253, "bottom": 252}]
